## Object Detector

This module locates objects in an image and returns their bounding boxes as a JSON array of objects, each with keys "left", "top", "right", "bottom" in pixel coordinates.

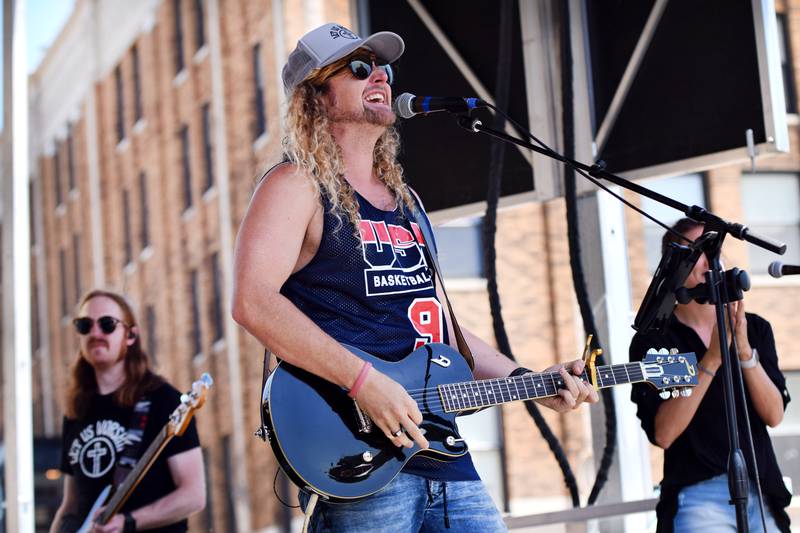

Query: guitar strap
[
  {"left": 112, "top": 397, "right": 151, "bottom": 487},
  {"left": 408, "top": 194, "right": 475, "bottom": 370}
]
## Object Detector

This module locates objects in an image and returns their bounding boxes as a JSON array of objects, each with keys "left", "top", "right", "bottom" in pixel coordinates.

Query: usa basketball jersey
[{"left": 281, "top": 189, "right": 478, "bottom": 481}]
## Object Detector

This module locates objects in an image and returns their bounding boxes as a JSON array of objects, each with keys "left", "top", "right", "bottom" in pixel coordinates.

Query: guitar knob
[
  {"left": 445, "top": 435, "right": 465, "bottom": 446},
  {"left": 671, "top": 389, "right": 679, "bottom": 399},
  {"left": 680, "top": 388, "right": 693, "bottom": 397},
  {"left": 362, "top": 451, "right": 373, "bottom": 463},
  {"left": 659, "top": 391, "right": 671, "bottom": 400}
]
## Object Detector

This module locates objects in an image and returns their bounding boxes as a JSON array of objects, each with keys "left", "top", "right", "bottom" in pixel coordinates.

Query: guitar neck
[
  {"left": 440, "top": 361, "right": 645, "bottom": 412},
  {"left": 99, "top": 425, "right": 173, "bottom": 522}
]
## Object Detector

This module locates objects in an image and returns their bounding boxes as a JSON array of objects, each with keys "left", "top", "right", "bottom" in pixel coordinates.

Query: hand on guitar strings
[
  {"left": 90, "top": 507, "right": 124, "bottom": 533},
  {"left": 353, "top": 369, "right": 431, "bottom": 450},
  {"left": 534, "top": 359, "right": 599, "bottom": 413}
]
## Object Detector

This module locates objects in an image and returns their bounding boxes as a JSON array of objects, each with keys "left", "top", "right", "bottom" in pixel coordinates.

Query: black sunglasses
[
  {"left": 73, "top": 315, "right": 128, "bottom": 335},
  {"left": 343, "top": 55, "right": 395, "bottom": 85}
]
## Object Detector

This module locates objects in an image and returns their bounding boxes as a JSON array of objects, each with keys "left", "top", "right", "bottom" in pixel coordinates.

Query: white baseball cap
[{"left": 282, "top": 23, "right": 405, "bottom": 94}]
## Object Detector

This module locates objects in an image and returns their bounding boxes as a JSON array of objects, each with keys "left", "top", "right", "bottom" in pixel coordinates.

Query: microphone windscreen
[
  {"left": 393, "top": 93, "right": 415, "bottom": 119},
  {"left": 768, "top": 261, "right": 783, "bottom": 278}
]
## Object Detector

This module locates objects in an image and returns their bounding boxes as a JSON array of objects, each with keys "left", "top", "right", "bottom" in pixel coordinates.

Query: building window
[
  {"left": 73, "top": 233, "right": 81, "bottom": 303},
  {"left": 123, "top": 189, "right": 133, "bottom": 265},
  {"left": 434, "top": 217, "right": 486, "bottom": 279},
  {"left": 174, "top": 0, "right": 185, "bottom": 74},
  {"left": 777, "top": 14, "right": 797, "bottom": 114},
  {"left": 132, "top": 45, "right": 143, "bottom": 122},
  {"left": 741, "top": 173, "right": 800, "bottom": 274},
  {"left": 201, "top": 447, "right": 215, "bottom": 529},
  {"left": 202, "top": 103, "right": 214, "bottom": 191},
  {"left": 29, "top": 181, "right": 36, "bottom": 247},
  {"left": 222, "top": 435, "right": 238, "bottom": 532},
  {"left": 639, "top": 173, "right": 707, "bottom": 273},
  {"left": 59, "top": 248, "right": 68, "bottom": 317},
  {"left": 67, "top": 123, "right": 76, "bottom": 191},
  {"left": 32, "top": 281, "right": 41, "bottom": 351},
  {"left": 190, "top": 269, "right": 202, "bottom": 356},
  {"left": 115, "top": 66, "right": 125, "bottom": 142},
  {"left": 194, "top": 0, "right": 206, "bottom": 51},
  {"left": 54, "top": 144, "right": 63, "bottom": 206},
  {"left": 252, "top": 43, "right": 266, "bottom": 139},
  {"left": 146, "top": 304, "right": 157, "bottom": 364},
  {"left": 180, "top": 124, "right": 193, "bottom": 209},
  {"left": 210, "top": 252, "right": 223, "bottom": 341},
  {"left": 139, "top": 172, "right": 150, "bottom": 248}
]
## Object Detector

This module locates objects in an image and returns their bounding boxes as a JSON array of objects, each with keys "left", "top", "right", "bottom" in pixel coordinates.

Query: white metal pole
[{"left": 2, "top": 0, "right": 35, "bottom": 531}]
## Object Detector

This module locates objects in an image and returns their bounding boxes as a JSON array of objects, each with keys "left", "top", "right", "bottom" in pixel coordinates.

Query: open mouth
[{"left": 364, "top": 92, "right": 387, "bottom": 105}]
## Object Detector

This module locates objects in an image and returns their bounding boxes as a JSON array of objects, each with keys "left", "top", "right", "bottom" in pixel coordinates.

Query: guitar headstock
[
  {"left": 167, "top": 373, "right": 214, "bottom": 437},
  {"left": 642, "top": 348, "right": 698, "bottom": 399}
]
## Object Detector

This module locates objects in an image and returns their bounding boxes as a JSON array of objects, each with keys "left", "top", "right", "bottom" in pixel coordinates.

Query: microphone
[
  {"left": 393, "top": 92, "right": 488, "bottom": 119},
  {"left": 767, "top": 261, "right": 800, "bottom": 278}
]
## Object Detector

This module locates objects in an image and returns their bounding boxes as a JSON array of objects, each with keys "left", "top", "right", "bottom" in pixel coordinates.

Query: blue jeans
[
  {"left": 673, "top": 474, "right": 779, "bottom": 532},
  {"left": 298, "top": 473, "right": 507, "bottom": 532}
]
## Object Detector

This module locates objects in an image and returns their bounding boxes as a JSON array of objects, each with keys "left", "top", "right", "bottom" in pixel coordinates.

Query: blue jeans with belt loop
[
  {"left": 298, "top": 472, "right": 507, "bottom": 532},
  {"left": 673, "top": 473, "right": 779, "bottom": 532}
]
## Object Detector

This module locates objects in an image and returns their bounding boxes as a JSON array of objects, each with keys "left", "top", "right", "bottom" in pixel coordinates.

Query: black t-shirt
[
  {"left": 629, "top": 312, "right": 792, "bottom": 533},
  {"left": 59, "top": 381, "right": 201, "bottom": 533}
]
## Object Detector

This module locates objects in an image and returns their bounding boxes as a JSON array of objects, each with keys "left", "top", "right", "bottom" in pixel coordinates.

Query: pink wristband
[{"left": 348, "top": 361, "right": 373, "bottom": 399}]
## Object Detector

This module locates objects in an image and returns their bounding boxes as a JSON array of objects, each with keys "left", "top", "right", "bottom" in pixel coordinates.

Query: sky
[{"left": 1, "top": 0, "right": 75, "bottom": 129}]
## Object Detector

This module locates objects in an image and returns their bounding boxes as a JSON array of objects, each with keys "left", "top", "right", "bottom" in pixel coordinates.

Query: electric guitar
[
  {"left": 261, "top": 343, "right": 697, "bottom": 503},
  {"left": 77, "top": 374, "right": 213, "bottom": 533}
]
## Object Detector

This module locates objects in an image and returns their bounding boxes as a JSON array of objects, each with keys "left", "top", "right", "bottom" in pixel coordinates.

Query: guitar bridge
[{"left": 353, "top": 399, "right": 373, "bottom": 433}]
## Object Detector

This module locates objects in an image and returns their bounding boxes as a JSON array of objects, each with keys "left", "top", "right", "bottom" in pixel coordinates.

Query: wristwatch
[
  {"left": 123, "top": 512, "right": 137, "bottom": 533},
  {"left": 740, "top": 348, "right": 759, "bottom": 369}
]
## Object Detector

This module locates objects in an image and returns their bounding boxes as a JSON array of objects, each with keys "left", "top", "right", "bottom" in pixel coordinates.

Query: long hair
[
  {"left": 65, "top": 289, "right": 163, "bottom": 420},
  {"left": 282, "top": 49, "right": 414, "bottom": 233}
]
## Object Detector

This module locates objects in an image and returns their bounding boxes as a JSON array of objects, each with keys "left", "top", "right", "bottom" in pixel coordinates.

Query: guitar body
[
  {"left": 76, "top": 485, "right": 112, "bottom": 533},
  {"left": 263, "top": 343, "right": 472, "bottom": 503}
]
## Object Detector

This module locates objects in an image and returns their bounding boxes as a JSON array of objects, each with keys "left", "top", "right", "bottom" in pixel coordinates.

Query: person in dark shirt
[
  {"left": 232, "top": 22, "right": 598, "bottom": 532},
  {"left": 50, "top": 290, "right": 205, "bottom": 533},
  {"left": 629, "top": 218, "right": 791, "bottom": 532}
]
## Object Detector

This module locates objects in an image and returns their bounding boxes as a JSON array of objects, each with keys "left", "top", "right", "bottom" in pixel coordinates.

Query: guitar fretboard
[{"left": 438, "top": 362, "right": 645, "bottom": 412}]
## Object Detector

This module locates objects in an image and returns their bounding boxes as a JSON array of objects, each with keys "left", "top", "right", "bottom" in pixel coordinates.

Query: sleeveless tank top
[{"left": 280, "top": 189, "right": 478, "bottom": 481}]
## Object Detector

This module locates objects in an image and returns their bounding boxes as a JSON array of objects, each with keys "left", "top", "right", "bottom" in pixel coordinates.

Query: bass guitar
[
  {"left": 77, "top": 373, "right": 213, "bottom": 532},
  {"left": 261, "top": 343, "right": 696, "bottom": 503}
]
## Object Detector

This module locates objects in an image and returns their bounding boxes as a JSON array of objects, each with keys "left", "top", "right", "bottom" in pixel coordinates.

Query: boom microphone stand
[{"left": 454, "top": 114, "right": 785, "bottom": 532}]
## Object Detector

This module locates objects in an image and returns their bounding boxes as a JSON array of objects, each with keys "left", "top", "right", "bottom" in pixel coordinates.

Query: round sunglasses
[
  {"left": 73, "top": 315, "right": 128, "bottom": 335},
  {"left": 342, "top": 55, "right": 395, "bottom": 86}
]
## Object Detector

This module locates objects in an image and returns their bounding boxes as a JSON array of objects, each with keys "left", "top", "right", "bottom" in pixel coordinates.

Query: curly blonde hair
[{"left": 282, "top": 50, "right": 414, "bottom": 233}]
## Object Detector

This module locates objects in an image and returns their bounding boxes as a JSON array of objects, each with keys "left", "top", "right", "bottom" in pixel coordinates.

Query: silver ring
[{"left": 392, "top": 428, "right": 403, "bottom": 437}]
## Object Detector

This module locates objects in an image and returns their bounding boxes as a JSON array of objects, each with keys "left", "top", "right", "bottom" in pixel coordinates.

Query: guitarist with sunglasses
[
  {"left": 232, "top": 22, "right": 598, "bottom": 532},
  {"left": 50, "top": 290, "right": 205, "bottom": 533}
]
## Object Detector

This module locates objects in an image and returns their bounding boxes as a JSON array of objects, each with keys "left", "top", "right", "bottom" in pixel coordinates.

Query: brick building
[{"left": 7, "top": 0, "right": 800, "bottom": 531}]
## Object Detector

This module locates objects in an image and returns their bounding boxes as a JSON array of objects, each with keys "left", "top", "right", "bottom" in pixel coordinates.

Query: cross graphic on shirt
[{"left": 86, "top": 442, "right": 108, "bottom": 476}]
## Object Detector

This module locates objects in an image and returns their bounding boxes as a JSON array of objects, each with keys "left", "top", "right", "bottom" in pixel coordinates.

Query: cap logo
[{"left": 330, "top": 25, "right": 359, "bottom": 40}]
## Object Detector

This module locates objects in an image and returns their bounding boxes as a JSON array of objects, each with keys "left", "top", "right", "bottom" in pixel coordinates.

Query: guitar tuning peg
[
  {"left": 658, "top": 348, "right": 669, "bottom": 355},
  {"left": 647, "top": 348, "right": 658, "bottom": 355},
  {"left": 659, "top": 390, "right": 671, "bottom": 400},
  {"left": 180, "top": 393, "right": 190, "bottom": 405},
  {"left": 680, "top": 388, "right": 692, "bottom": 397},
  {"left": 669, "top": 348, "right": 679, "bottom": 355},
  {"left": 671, "top": 389, "right": 679, "bottom": 399}
]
